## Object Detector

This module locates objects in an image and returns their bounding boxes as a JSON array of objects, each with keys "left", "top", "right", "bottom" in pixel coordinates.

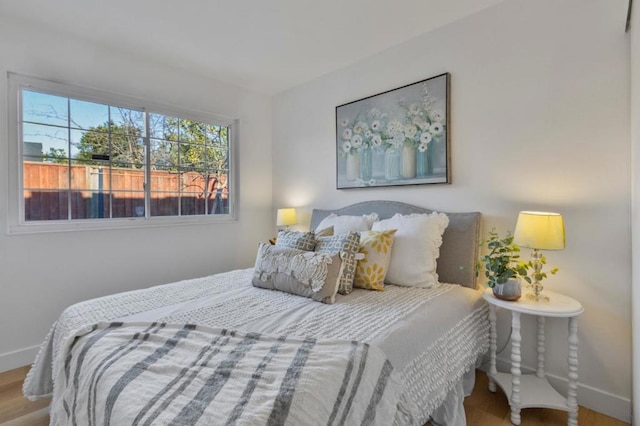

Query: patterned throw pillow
[
  {"left": 252, "top": 243, "right": 342, "bottom": 304},
  {"left": 315, "top": 231, "right": 360, "bottom": 295},
  {"left": 354, "top": 230, "right": 397, "bottom": 291},
  {"left": 276, "top": 230, "right": 316, "bottom": 251}
]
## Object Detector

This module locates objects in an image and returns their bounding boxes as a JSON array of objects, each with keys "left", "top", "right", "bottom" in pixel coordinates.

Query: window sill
[{"left": 7, "top": 214, "right": 238, "bottom": 235}]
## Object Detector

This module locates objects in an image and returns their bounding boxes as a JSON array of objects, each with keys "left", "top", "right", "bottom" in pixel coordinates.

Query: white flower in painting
[
  {"left": 343, "top": 128, "right": 353, "bottom": 140},
  {"left": 420, "top": 132, "right": 433, "bottom": 144},
  {"left": 423, "top": 98, "right": 435, "bottom": 111},
  {"left": 387, "top": 120, "right": 403, "bottom": 133},
  {"left": 371, "top": 135, "right": 382, "bottom": 147},
  {"left": 368, "top": 108, "right": 382, "bottom": 118},
  {"left": 430, "top": 122, "right": 444, "bottom": 135},
  {"left": 343, "top": 141, "right": 352, "bottom": 152},
  {"left": 404, "top": 124, "right": 418, "bottom": 139},
  {"left": 371, "top": 120, "right": 381, "bottom": 131},
  {"left": 409, "top": 103, "right": 421, "bottom": 115},
  {"left": 351, "top": 134, "right": 363, "bottom": 148},
  {"left": 422, "top": 83, "right": 429, "bottom": 96},
  {"left": 353, "top": 121, "right": 368, "bottom": 134},
  {"left": 431, "top": 111, "right": 444, "bottom": 122},
  {"left": 413, "top": 117, "right": 429, "bottom": 130},
  {"left": 418, "top": 143, "right": 428, "bottom": 152},
  {"left": 364, "top": 130, "right": 372, "bottom": 138},
  {"left": 341, "top": 118, "right": 349, "bottom": 127}
]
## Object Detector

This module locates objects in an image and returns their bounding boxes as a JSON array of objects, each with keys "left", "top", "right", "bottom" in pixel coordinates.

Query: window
[{"left": 9, "top": 74, "right": 235, "bottom": 231}]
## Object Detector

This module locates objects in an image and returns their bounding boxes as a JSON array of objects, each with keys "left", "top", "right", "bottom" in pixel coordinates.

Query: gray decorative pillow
[
  {"left": 252, "top": 243, "right": 342, "bottom": 304},
  {"left": 276, "top": 230, "right": 316, "bottom": 251},
  {"left": 315, "top": 231, "right": 359, "bottom": 295}
]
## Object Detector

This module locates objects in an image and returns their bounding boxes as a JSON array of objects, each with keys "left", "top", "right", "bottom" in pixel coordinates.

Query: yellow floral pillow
[{"left": 354, "top": 229, "right": 397, "bottom": 291}]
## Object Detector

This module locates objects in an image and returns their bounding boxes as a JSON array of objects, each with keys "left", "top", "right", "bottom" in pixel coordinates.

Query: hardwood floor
[
  {"left": 0, "top": 367, "right": 629, "bottom": 425},
  {"left": 0, "top": 367, "right": 49, "bottom": 426},
  {"left": 457, "top": 371, "right": 628, "bottom": 426}
]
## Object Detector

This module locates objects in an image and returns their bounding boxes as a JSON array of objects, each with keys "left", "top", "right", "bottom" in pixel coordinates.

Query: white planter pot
[{"left": 492, "top": 278, "right": 522, "bottom": 301}]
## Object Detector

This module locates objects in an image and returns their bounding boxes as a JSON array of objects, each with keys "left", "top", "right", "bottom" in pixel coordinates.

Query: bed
[{"left": 23, "top": 200, "right": 489, "bottom": 426}]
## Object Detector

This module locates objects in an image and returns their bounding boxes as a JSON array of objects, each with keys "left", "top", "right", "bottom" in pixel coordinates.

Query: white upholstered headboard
[{"left": 310, "top": 200, "right": 481, "bottom": 289}]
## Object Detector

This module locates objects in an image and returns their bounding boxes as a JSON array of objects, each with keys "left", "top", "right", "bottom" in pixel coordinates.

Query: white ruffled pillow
[
  {"left": 372, "top": 212, "right": 449, "bottom": 288},
  {"left": 315, "top": 213, "right": 379, "bottom": 235}
]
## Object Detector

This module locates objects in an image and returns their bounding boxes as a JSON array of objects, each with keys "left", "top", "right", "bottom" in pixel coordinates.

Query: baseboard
[
  {"left": 0, "top": 345, "right": 39, "bottom": 373},
  {"left": 478, "top": 356, "right": 631, "bottom": 423}
]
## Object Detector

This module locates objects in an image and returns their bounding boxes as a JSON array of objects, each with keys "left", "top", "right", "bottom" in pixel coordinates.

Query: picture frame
[{"left": 335, "top": 73, "right": 450, "bottom": 189}]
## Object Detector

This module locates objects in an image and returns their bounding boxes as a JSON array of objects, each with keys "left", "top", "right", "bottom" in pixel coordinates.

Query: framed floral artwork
[{"left": 336, "top": 73, "right": 450, "bottom": 189}]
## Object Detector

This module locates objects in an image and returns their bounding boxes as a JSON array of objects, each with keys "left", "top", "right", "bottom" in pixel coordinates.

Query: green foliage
[
  {"left": 477, "top": 229, "right": 529, "bottom": 288},
  {"left": 74, "top": 113, "right": 228, "bottom": 173},
  {"left": 157, "top": 117, "right": 229, "bottom": 174},
  {"left": 76, "top": 122, "right": 144, "bottom": 167},
  {"left": 477, "top": 229, "right": 559, "bottom": 288},
  {"left": 29, "top": 99, "right": 230, "bottom": 198},
  {"left": 44, "top": 148, "right": 68, "bottom": 164},
  {"left": 73, "top": 113, "right": 229, "bottom": 196}
]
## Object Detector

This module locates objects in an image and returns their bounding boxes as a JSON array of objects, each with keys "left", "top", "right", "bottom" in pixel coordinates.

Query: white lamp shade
[
  {"left": 276, "top": 208, "right": 297, "bottom": 227},
  {"left": 513, "top": 211, "right": 565, "bottom": 250}
]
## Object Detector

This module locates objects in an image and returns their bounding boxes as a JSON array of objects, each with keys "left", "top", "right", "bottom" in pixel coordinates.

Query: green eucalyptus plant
[
  {"left": 478, "top": 230, "right": 530, "bottom": 288},
  {"left": 478, "top": 229, "right": 559, "bottom": 288}
]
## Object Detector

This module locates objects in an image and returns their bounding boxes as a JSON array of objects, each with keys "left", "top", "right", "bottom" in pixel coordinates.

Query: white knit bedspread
[
  {"left": 24, "top": 268, "right": 489, "bottom": 424},
  {"left": 52, "top": 322, "right": 414, "bottom": 426}
]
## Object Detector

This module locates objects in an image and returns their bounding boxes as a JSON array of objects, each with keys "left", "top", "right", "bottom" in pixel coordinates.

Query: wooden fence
[{"left": 23, "top": 162, "right": 227, "bottom": 220}]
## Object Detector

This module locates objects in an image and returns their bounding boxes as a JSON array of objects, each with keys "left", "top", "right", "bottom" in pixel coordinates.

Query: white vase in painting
[
  {"left": 402, "top": 145, "right": 417, "bottom": 179},
  {"left": 384, "top": 146, "right": 402, "bottom": 181},
  {"left": 346, "top": 152, "right": 361, "bottom": 181}
]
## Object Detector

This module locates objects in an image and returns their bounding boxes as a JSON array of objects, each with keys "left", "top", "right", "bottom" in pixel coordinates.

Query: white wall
[
  {"left": 0, "top": 17, "right": 273, "bottom": 371},
  {"left": 273, "top": 0, "right": 631, "bottom": 421},
  {"left": 631, "top": 0, "right": 639, "bottom": 422}
]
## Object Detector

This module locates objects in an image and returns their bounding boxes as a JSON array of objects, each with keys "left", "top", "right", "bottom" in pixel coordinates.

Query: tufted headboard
[{"left": 310, "top": 200, "right": 481, "bottom": 289}]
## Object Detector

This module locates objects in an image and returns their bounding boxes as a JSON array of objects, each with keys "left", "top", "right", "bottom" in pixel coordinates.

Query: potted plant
[{"left": 478, "top": 230, "right": 531, "bottom": 301}]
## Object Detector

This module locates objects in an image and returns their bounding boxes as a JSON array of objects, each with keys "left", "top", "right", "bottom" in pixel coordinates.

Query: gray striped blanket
[{"left": 52, "top": 322, "right": 415, "bottom": 426}]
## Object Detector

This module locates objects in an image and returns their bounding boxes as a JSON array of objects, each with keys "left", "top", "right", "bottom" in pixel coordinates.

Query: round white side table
[{"left": 482, "top": 288, "right": 584, "bottom": 426}]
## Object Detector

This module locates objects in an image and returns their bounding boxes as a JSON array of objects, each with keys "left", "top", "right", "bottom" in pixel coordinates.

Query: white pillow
[
  {"left": 315, "top": 213, "right": 379, "bottom": 235},
  {"left": 372, "top": 212, "right": 449, "bottom": 288}
]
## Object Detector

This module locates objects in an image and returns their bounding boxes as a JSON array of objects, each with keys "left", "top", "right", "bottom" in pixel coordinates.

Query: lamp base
[{"left": 527, "top": 276, "right": 550, "bottom": 302}]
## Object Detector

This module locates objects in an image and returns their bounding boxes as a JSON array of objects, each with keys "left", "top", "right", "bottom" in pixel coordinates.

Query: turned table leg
[
  {"left": 489, "top": 304, "right": 497, "bottom": 392},
  {"left": 537, "top": 316, "right": 545, "bottom": 378},
  {"left": 567, "top": 317, "right": 579, "bottom": 426},
  {"left": 510, "top": 311, "right": 522, "bottom": 425}
]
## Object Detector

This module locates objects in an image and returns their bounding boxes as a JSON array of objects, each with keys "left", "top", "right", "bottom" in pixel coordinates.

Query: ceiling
[{"left": 0, "top": 0, "right": 510, "bottom": 95}]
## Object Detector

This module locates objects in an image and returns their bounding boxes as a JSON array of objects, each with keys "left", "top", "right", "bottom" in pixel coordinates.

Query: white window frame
[{"left": 7, "top": 73, "right": 238, "bottom": 234}]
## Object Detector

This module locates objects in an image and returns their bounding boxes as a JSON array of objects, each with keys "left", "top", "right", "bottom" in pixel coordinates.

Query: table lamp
[
  {"left": 276, "top": 208, "right": 297, "bottom": 231},
  {"left": 513, "top": 211, "right": 565, "bottom": 302}
]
